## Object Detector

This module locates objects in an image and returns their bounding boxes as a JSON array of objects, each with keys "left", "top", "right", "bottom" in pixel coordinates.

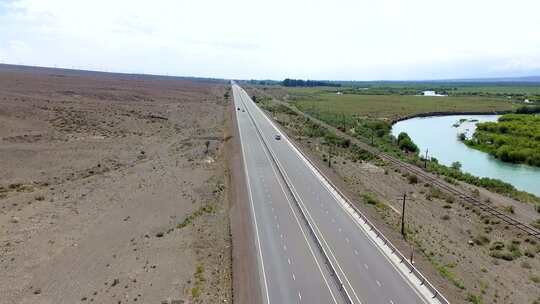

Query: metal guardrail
[
  {"left": 284, "top": 136, "right": 449, "bottom": 303},
  {"left": 236, "top": 88, "right": 354, "bottom": 304}
]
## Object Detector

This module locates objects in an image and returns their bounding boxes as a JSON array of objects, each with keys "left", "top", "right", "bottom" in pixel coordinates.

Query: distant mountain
[{"left": 430, "top": 76, "right": 540, "bottom": 83}]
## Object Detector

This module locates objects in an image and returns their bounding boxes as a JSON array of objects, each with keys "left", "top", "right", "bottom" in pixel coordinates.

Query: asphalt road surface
[{"left": 232, "top": 83, "right": 438, "bottom": 304}]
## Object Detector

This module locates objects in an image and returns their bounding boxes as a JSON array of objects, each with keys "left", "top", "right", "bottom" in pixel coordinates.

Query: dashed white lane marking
[
  {"left": 283, "top": 245, "right": 287, "bottom": 251},
  {"left": 292, "top": 273, "right": 296, "bottom": 281},
  {"left": 280, "top": 234, "right": 283, "bottom": 238},
  {"left": 298, "top": 292, "right": 302, "bottom": 300},
  {"left": 345, "top": 237, "right": 350, "bottom": 243},
  {"left": 364, "top": 264, "right": 369, "bottom": 270},
  {"left": 389, "top": 300, "right": 395, "bottom": 304},
  {"left": 338, "top": 227, "right": 342, "bottom": 232},
  {"left": 354, "top": 249, "right": 359, "bottom": 256},
  {"left": 288, "top": 258, "right": 291, "bottom": 265},
  {"left": 274, "top": 215, "right": 277, "bottom": 220},
  {"left": 331, "top": 218, "right": 335, "bottom": 223},
  {"left": 325, "top": 210, "right": 329, "bottom": 214},
  {"left": 276, "top": 224, "right": 280, "bottom": 229},
  {"left": 271, "top": 207, "right": 275, "bottom": 212},
  {"left": 376, "top": 280, "right": 382, "bottom": 287}
]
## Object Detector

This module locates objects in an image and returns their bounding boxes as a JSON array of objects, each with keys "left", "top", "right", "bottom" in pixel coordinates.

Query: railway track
[{"left": 378, "top": 153, "right": 540, "bottom": 240}]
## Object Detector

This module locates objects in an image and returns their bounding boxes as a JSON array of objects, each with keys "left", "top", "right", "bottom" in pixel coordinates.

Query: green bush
[
  {"left": 473, "top": 234, "right": 490, "bottom": 246},
  {"left": 397, "top": 132, "right": 419, "bottom": 153},
  {"left": 466, "top": 114, "right": 540, "bottom": 167}
]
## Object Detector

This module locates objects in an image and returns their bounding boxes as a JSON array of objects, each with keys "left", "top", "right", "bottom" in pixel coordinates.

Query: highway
[{"left": 232, "top": 83, "right": 446, "bottom": 304}]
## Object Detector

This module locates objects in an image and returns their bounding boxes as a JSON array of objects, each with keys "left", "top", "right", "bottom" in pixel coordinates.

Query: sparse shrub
[
  {"left": 507, "top": 242, "right": 522, "bottom": 258},
  {"left": 531, "top": 275, "right": 540, "bottom": 284},
  {"left": 490, "top": 250, "right": 514, "bottom": 261},
  {"left": 444, "top": 176, "right": 457, "bottom": 185},
  {"left": 441, "top": 214, "right": 450, "bottom": 220},
  {"left": 426, "top": 187, "right": 443, "bottom": 201},
  {"left": 466, "top": 293, "right": 482, "bottom": 304},
  {"left": 473, "top": 234, "right": 490, "bottom": 246},
  {"left": 521, "top": 261, "right": 532, "bottom": 269},
  {"left": 524, "top": 248, "right": 536, "bottom": 258},
  {"left": 502, "top": 205, "right": 514, "bottom": 214},
  {"left": 191, "top": 286, "right": 201, "bottom": 298},
  {"left": 361, "top": 193, "right": 378, "bottom": 206},
  {"left": 407, "top": 174, "right": 418, "bottom": 184},
  {"left": 35, "top": 195, "right": 45, "bottom": 201},
  {"left": 490, "top": 241, "right": 505, "bottom": 251}
]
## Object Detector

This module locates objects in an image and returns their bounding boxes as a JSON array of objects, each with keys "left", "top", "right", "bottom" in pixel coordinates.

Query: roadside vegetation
[
  {"left": 269, "top": 88, "right": 539, "bottom": 204},
  {"left": 464, "top": 113, "right": 540, "bottom": 167}
]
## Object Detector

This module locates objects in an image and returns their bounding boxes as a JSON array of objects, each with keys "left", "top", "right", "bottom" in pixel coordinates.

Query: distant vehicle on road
[
  {"left": 237, "top": 107, "right": 240, "bottom": 111},
  {"left": 275, "top": 134, "right": 281, "bottom": 140}
]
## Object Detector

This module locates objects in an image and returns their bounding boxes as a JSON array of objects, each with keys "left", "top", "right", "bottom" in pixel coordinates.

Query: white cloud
[{"left": 1, "top": 0, "right": 539, "bottom": 79}]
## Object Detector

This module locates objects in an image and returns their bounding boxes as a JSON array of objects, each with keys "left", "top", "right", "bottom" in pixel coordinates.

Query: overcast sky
[{"left": 1, "top": 0, "right": 539, "bottom": 80}]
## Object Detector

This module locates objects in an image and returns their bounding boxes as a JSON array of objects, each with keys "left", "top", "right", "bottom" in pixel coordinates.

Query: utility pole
[
  {"left": 424, "top": 148, "right": 429, "bottom": 168},
  {"left": 401, "top": 193, "right": 407, "bottom": 239},
  {"left": 410, "top": 242, "right": 414, "bottom": 264},
  {"left": 328, "top": 144, "right": 332, "bottom": 168}
]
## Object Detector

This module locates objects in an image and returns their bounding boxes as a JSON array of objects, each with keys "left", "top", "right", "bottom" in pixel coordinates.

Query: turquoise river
[{"left": 392, "top": 114, "right": 540, "bottom": 196}]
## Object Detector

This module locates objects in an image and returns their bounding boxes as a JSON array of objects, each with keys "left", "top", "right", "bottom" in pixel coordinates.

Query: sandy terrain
[
  {"left": 257, "top": 96, "right": 540, "bottom": 304},
  {"left": 0, "top": 65, "right": 232, "bottom": 304}
]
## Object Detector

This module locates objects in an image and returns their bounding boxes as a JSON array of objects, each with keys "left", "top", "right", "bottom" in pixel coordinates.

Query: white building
[{"left": 422, "top": 90, "right": 447, "bottom": 97}]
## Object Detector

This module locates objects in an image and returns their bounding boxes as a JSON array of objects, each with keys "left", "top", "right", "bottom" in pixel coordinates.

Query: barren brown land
[
  {"left": 0, "top": 65, "right": 232, "bottom": 304},
  {"left": 249, "top": 87, "right": 540, "bottom": 304}
]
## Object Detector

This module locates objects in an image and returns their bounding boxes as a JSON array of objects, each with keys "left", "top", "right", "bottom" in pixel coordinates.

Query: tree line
[{"left": 282, "top": 78, "right": 341, "bottom": 87}]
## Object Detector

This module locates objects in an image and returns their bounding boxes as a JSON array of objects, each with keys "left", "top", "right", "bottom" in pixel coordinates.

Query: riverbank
[
  {"left": 390, "top": 110, "right": 514, "bottom": 124},
  {"left": 464, "top": 114, "right": 540, "bottom": 167},
  {"left": 393, "top": 114, "right": 540, "bottom": 199}
]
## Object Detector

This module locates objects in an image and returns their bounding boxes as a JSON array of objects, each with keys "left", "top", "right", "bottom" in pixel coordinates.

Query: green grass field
[
  {"left": 289, "top": 89, "right": 518, "bottom": 121},
  {"left": 452, "top": 85, "right": 540, "bottom": 95}
]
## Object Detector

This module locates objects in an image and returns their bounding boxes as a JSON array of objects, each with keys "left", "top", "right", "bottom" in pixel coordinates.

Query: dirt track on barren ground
[{"left": 0, "top": 65, "right": 232, "bottom": 304}]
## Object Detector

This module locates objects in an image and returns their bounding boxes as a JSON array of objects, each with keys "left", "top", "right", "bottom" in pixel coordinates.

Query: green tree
[
  {"left": 397, "top": 132, "right": 419, "bottom": 153},
  {"left": 451, "top": 161, "right": 462, "bottom": 171}
]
